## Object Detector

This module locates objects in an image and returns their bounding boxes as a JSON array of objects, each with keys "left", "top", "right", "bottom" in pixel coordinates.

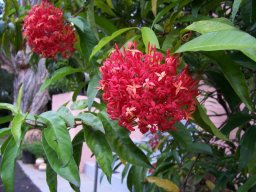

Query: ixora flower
[
  {"left": 99, "top": 43, "right": 198, "bottom": 134},
  {"left": 23, "top": 1, "right": 76, "bottom": 58}
]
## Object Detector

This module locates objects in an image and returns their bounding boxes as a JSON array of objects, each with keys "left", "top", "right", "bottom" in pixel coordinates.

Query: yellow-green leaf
[{"left": 146, "top": 176, "right": 180, "bottom": 192}]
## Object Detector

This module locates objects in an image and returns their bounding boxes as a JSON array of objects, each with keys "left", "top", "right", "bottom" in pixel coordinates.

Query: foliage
[{"left": 0, "top": 0, "right": 256, "bottom": 192}]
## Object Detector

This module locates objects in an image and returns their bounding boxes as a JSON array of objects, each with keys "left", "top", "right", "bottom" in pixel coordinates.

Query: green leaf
[
  {"left": 192, "top": 102, "right": 228, "bottom": 140},
  {"left": 72, "top": 130, "right": 84, "bottom": 167},
  {"left": 87, "top": 73, "right": 100, "bottom": 110},
  {"left": 40, "top": 111, "right": 73, "bottom": 166},
  {"left": 231, "top": 0, "right": 243, "bottom": 22},
  {"left": 77, "top": 113, "right": 104, "bottom": 133},
  {"left": 71, "top": 100, "right": 88, "bottom": 110},
  {"left": 95, "top": 15, "right": 118, "bottom": 35},
  {"left": 0, "top": 103, "right": 17, "bottom": 114},
  {"left": 89, "top": 27, "right": 137, "bottom": 60},
  {"left": 10, "top": 113, "right": 25, "bottom": 146},
  {"left": 94, "top": 0, "right": 116, "bottom": 16},
  {"left": 0, "top": 128, "right": 11, "bottom": 138},
  {"left": 57, "top": 106, "right": 75, "bottom": 127},
  {"left": 141, "top": 27, "right": 160, "bottom": 53},
  {"left": 40, "top": 67, "right": 84, "bottom": 91},
  {"left": 240, "top": 0, "right": 256, "bottom": 26},
  {"left": 98, "top": 111, "right": 151, "bottom": 168},
  {"left": 0, "top": 115, "right": 13, "bottom": 125},
  {"left": 237, "top": 174, "right": 256, "bottom": 192},
  {"left": 175, "top": 30, "right": 256, "bottom": 62},
  {"left": 72, "top": 83, "right": 85, "bottom": 102},
  {"left": 42, "top": 133, "right": 80, "bottom": 187},
  {"left": 0, "top": 138, "right": 20, "bottom": 192},
  {"left": 239, "top": 126, "right": 256, "bottom": 168},
  {"left": 205, "top": 51, "right": 253, "bottom": 111},
  {"left": 146, "top": 176, "right": 180, "bottom": 192},
  {"left": 184, "top": 18, "right": 236, "bottom": 34},
  {"left": 46, "top": 163, "right": 57, "bottom": 192},
  {"left": 127, "top": 165, "right": 146, "bottom": 192},
  {"left": 69, "top": 16, "right": 98, "bottom": 62},
  {"left": 83, "top": 125, "right": 113, "bottom": 182},
  {"left": 16, "top": 84, "right": 23, "bottom": 112}
]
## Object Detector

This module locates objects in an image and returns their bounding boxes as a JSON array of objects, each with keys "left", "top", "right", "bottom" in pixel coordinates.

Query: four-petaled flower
[{"left": 155, "top": 71, "right": 166, "bottom": 81}]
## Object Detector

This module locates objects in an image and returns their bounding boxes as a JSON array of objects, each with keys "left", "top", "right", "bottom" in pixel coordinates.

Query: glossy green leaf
[
  {"left": 127, "top": 165, "right": 146, "bottom": 192},
  {"left": 40, "top": 111, "right": 73, "bottom": 166},
  {"left": 192, "top": 102, "right": 228, "bottom": 140},
  {"left": 231, "top": 0, "right": 243, "bottom": 21},
  {"left": 237, "top": 174, "right": 256, "bottom": 192},
  {"left": 70, "top": 99, "right": 88, "bottom": 110},
  {"left": 0, "top": 138, "right": 20, "bottom": 192},
  {"left": 98, "top": 111, "right": 151, "bottom": 168},
  {"left": 10, "top": 113, "right": 25, "bottom": 146},
  {"left": 77, "top": 113, "right": 104, "bottom": 133},
  {"left": 89, "top": 27, "right": 137, "bottom": 60},
  {"left": 87, "top": 73, "right": 100, "bottom": 110},
  {"left": 72, "top": 130, "right": 84, "bottom": 167},
  {"left": 83, "top": 125, "right": 113, "bottom": 181},
  {"left": 46, "top": 163, "right": 57, "bottom": 192},
  {"left": 72, "top": 83, "right": 85, "bottom": 102},
  {"left": 184, "top": 18, "right": 236, "bottom": 34},
  {"left": 0, "top": 103, "right": 17, "bottom": 114},
  {"left": 239, "top": 126, "right": 256, "bottom": 168},
  {"left": 40, "top": 67, "right": 84, "bottom": 91},
  {"left": 57, "top": 106, "right": 75, "bottom": 127},
  {"left": 205, "top": 51, "right": 253, "bottom": 111},
  {"left": 42, "top": 133, "right": 80, "bottom": 187},
  {"left": 176, "top": 30, "right": 256, "bottom": 62},
  {"left": 141, "top": 27, "right": 160, "bottom": 53}
]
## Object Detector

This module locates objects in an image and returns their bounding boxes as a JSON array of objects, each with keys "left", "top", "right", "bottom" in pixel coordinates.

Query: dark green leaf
[
  {"left": 237, "top": 174, "right": 256, "bottom": 192},
  {"left": 192, "top": 102, "right": 228, "bottom": 140},
  {"left": 95, "top": 15, "right": 118, "bottom": 35},
  {"left": 0, "top": 138, "right": 20, "bottom": 192},
  {"left": 42, "top": 133, "right": 80, "bottom": 187},
  {"left": 46, "top": 163, "right": 57, "bottom": 192},
  {"left": 72, "top": 130, "right": 84, "bottom": 167},
  {"left": 0, "top": 115, "right": 13, "bottom": 124},
  {"left": 83, "top": 125, "right": 113, "bottom": 181},
  {"left": 231, "top": 0, "right": 243, "bottom": 22},
  {"left": 98, "top": 111, "right": 151, "bottom": 168},
  {"left": 40, "top": 67, "right": 85, "bottom": 91},
  {"left": 77, "top": 113, "right": 104, "bottom": 133},
  {"left": 72, "top": 83, "right": 85, "bottom": 102},
  {"left": 205, "top": 51, "right": 253, "bottom": 111},
  {"left": 87, "top": 73, "right": 100, "bottom": 110},
  {"left": 40, "top": 111, "right": 73, "bottom": 166}
]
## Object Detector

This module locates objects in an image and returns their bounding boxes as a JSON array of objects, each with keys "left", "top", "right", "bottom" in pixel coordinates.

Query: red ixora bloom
[
  {"left": 23, "top": 1, "right": 76, "bottom": 58},
  {"left": 100, "top": 42, "right": 198, "bottom": 134}
]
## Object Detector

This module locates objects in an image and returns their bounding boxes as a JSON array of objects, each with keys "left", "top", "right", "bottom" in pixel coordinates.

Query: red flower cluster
[
  {"left": 23, "top": 1, "right": 76, "bottom": 58},
  {"left": 100, "top": 43, "right": 198, "bottom": 134}
]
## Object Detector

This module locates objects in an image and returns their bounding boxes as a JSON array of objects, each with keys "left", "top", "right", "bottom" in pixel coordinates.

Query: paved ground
[{"left": 0, "top": 160, "right": 41, "bottom": 192}]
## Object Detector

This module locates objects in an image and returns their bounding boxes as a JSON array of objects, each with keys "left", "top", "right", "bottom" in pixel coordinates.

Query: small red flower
[
  {"left": 100, "top": 43, "right": 198, "bottom": 134},
  {"left": 23, "top": 1, "right": 76, "bottom": 58}
]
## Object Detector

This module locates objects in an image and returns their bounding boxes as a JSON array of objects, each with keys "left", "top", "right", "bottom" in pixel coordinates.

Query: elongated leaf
[
  {"left": 141, "top": 27, "right": 160, "bottom": 53},
  {"left": 77, "top": 113, "right": 104, "bottom": 133},
  {"left": 42, "top": 133, "right": 80, "bottom": 187},
  {"left": 98, "top": 111, "right": 151, "bottom": 168},
  {"left": 0, "top": 128, "right": 11, "bottom": 138},
  {"left": 239, "top": 126, "right": 256, "bottom": 168},
  {"left": 72, "top": 130, "right": 84, "bottom": 167},
  {"left": 16, "top": 84, "right": 23, "bottom": 112},
  {"left": 192, "top": 102, "right": 228, "bottom": 140},
  {"left": 238, "top": 174, "right": 256, "bottom": 192},
  {"left": 40, "top": 67, "right": 84, "bottom": 91},
  {"left": 0, "top": 115, "right": 13, "bottom": 124},
  {"left": 0, "top": 138, "right": 20, "bottom": 192},
  {"left": 89, "top": 27, "right": 137, "bottom": 60},
  {"left": 151, "top": 3, "right": 175, "bottom": 28},
  {"left": 10, "top": 113, "right": 25, "bottom": 146},
  {"left": 146, "top": 176, "right": 180, "bottom": 192},
  {"left": 95, "top": 15, "right": 118, "bottom": 35},
  {"left": 71, "top": 99, "right": 88, "bottom": 110},
  {"left": 46, "top": 163, "right": 57, "bottom": 192},
  {"left": 205, "top": 52, "right": 253, "bottom": 111},
  {"left": 87, "top": 73, "right": 100, "bottom": 110},
  {"left": 72, "top": 83, "right": 85, "bottom": 102},
  {"left": 184, "top": 18, "right": 236, "bottom": 34},
  {"left": 83, "top": 125, "right": 113, "bottom": 181},
  {"left": 0, "top": 103, "right": 17, "bottom": 114},
  {"left": 40, "top": 111, "right": 73, "bottom": 166},
  {"left": 57, "top": 106, "right": 75, "bottom": 127},
  {"left": 231, "top": 0, "right": 243, "bottom": 21},
  {"left": 175, "top": 30, "right": 256, "bottom": 62}
]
